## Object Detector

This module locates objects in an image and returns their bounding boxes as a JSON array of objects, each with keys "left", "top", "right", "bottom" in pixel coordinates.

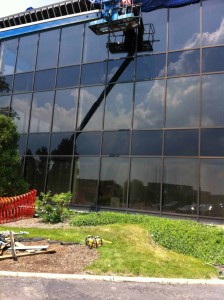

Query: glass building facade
[{"left": 0, "top": 0, "right": 224, "bottom": 220}]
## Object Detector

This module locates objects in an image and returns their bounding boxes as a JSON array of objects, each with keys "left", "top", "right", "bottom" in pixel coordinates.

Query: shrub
[{"left": 36, "top": 191, "right": 72, "bottom": 224}]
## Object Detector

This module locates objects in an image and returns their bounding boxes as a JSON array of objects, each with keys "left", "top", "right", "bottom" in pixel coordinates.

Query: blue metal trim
[{"left": 0, "top": 11, "right": 99, "bottom": 40}]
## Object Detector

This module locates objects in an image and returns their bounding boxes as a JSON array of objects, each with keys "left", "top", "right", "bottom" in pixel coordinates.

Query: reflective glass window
[
  {"left": 34, "top": 69, "right": 56, "bottom": 91},
  {"left": 104, "top": 83, "right": 133, "bottom": 130},
  {"left": 108, "top": 32, "right": 133, "bottom": 60},
  {"left": 52, "top": 89, "right": 78, "bottom": 132},
  {"left": 107, "top": 58, "right": 134, "bottom": 83},
  {"left": 26, "top": 133, "right": 49, "bottom": 155},
  {"left": 0, "top": 95, "right": 10, "bottom": 113},
  {"left": 132, "top": 130, "right": 162, "bottom": 156},
  {"left": 99, "top": 157, "right": 129, "bottom": 208},
  {"left": 46, "top": 156, "right": 72, "bottom": 194},
  {"left": 24, "top": 156, "right": 47, "bottom": 193},
  {"left": 59, "top": 24, "right": 83, "bottom": 66},
  {"left": 136, "top": 54, "right": 166, "bottom": 80},
  {"left": 77, "top": 86, "right": 104, "bottom": 131},
  {"left": 0, "top": 75, "right": 12, "bottom": 95},
  {"left": 141, "top": 9, "right": 167, "bottom": 53},
  {"left": 133, "top": 80, "right": 165, "bottom": 129},
  {"left": 72, "top": 157, "right": 99, "bottom": 206},
  {"left": 75, "top": 132, "right": 101, "bottom": 155},
  {"left": 29, "top": 91, "right": 54, "bottom": 133},
  {"left": 36, "top": 30, "right": 60, "bottom": 70},
  {"left": 202, "top": 47, "right": 224, "bottom": 73},
  {"left": 164, "top": 130, "right": 198, "bottom": 156},
  {"left": 202, "top": 0, "right": 224, "bottom": 46},
  {"left": 11, "top": 94, "right": 32, "bottom": 133},
  {"left": 202, "top": 74, "right": 224, "bottom": 127},
  {"left": 166, "top": 77, "right": 200, "bottom": 128},
  {"left": 102, "top": 131, "right": 130, "bottom": 156},
  {"left": 57, "top": 66, "right": 80, "bottom": 89},
  {"left": 168, "top": 50, "right": 200, "bottom": 76},
  {"left": 201, "top": 129, "right": 224, "bottom": 157},
  {"left": 50, "top": 132, "right": 74, "bottom": 155},
  {"left": 0, "top": 39, "right": 18, "bottom": 75},
  {"left": 129, "top": 158, "right": 162, "bottom": 211},
  {"left": 83, "top": 25, "right": 108, "bottom": 63},
  {"left": 13, "top": 72, "right": 34, "bottom": 93},
  {"left": 81, "top": 62, "right": 106, "bottom": 86},
  {"left": 200, "top": 159, "right": 224, "bottom": 218},
  {"left": 18, "top": 134, "right": 27, "bottom": 155},
  {"left": 169, "top": 4, "right": 200, "bottom": 51},
  {"left": 16, "top": 35, "right": 38, "bottom": 73},
  {"left": 163, "top": 158, "right": 198, "bottom": 214}
]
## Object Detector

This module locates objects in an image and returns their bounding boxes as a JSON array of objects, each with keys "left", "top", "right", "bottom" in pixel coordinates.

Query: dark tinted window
[
  {"left": 201, "top": 129, "right": 224, "bottom": 156},
  {"left": 0, "top": 95, "right": 10, "bottom": 113},
  {"left": 132, "top": 131, "right": 162, "bottom": 156},
  {"left": 13, "top": 73, "right": 34, "bottom": 93},
  {"left": 75, "top": 132, "right": 101, "bottom": 155},
  {"left": 102, "top": 131, "right": 130, "bottom": 156},
  {"left": 34, "top": 69, "right": 56, "bottom": 91},
  {"left": 18, "top": 134, "right": 27, "bottom": 155},
  {"left": 202, "top": 47, "right": 224, "bottom": 73},
  {"left": 136, "top": 54, "right": 166, "bottom": 80},
  {"left": 81, "top": 62, "right": 106, "bottom": 86},
  {"left": 26, "top": 133, "right": 49, "bottom": 155},
  {"left": 164, "top": 130, "right": 198, "bottom": 156},
  {"left": 168, "top": 50, "right": 200, "bottom": 76},
  {"left": 50, "top": 132, "right": 74, "bottom": 155},
  {"left": 57, "top": 66, "right": 80, "bottom": 88},
  {"left": 0, "top": 75, "right": 13, "bottom": 95},
  {"left": 107, "top": 58, "right": 134, "bottom": 83}
]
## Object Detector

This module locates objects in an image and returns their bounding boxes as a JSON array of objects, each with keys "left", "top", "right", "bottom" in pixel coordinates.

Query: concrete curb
[{"left": 0, "top": 271, "right": 224, "bottom": 285}]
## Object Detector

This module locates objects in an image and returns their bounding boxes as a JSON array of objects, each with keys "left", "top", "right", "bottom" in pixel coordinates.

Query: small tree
[{"left": 0, "top": 114, "right": 29, "bottom": 196}]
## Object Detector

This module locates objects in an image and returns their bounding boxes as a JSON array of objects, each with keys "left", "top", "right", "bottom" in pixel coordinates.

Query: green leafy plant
[{"left": 36, "top": 191, "right": 72, "bottom": 224}]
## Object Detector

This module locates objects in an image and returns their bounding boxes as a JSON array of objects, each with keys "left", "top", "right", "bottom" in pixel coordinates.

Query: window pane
[
  {"left": 104, "top": 83, "right": 133, "bottom": 130},
  {"left": 99, "top": 157, "right": 129, "bottom": 208},
  {"left": 200, "top": 159, "right": 224, "bottom": 218},
  {"left": 77, "top": 86, "right": 104, "bottom": 131},
  {"left": 129, "top": 158, "right": 161, "bottom": 211},
  {"left": 36, "top": 30, "right": 60, "bottom": 70},
  {"left": 201, "top": 129, "right": 224, "bottom": 156},
  {"left": 136, "top": 54, "right": 166, "bottom": 80},
  {"left": 0, "top": 39, "right": 18, "bottom": 75},
  {"left": 132, "top": 131, "right": 162, "bottom": 156},
  {"left": 11, "top": 93, "right": 32, "bottom": 133},
  {"left": 0, "top": 75, "right": 13, "bottom": 95},
  {"left": 133, "top": 80, "right": 165, "bottom": 129},
  {"left": 46, "top": 156, "right": 72, "bottom": 194},
  {"left": 52, "top": 89, "right": 78, "bottom": 132},
  {"left": 57, "top": 66, "right": 80, "bottom": 89},
  {"left": 59, "top": 24, "right": 83, "bottom": 66},
  {"left": 75, "top": 132, "right": 101, "bottom": 155},
  {"left": 169, "top": 4, "right": 200, "bottom": 50},
  {"left": 24, "top": 156, "right": 47, "bottom": 193},
  {"left": 202, "top": 74, "right": 224, "bottom": 127},
  {"left": 29, "top": 91, "right": 54, "bottom": 133},
  {"left": 102, "top": 131, "right": 130, "bottom": 156},
  {"left": 107, "top": 58, "right": 134, "bottom": 83},
  {"left": 202, "top": 0, "right": 224, "bottom": 47},
  {"left": 13, "top": 73, "right": 34, "bottom": 93},
  {"left": 166, "top": 77, "right": 200, "bottom": 128},
  {"left": 50, "top": 132, "right": 74, "bottom": 155},
  {"left": 26, "top": 133, "right": 49, "bottom": 155},
  {"left": 164, "top": 130, "right": 198, "bottom": 156},
  {"left": 34, "top": 69, "right": 56, "bottom": 91},
  {"left": 16, "top": 35, "right": 38, "bottom": 73},
  {"left": 0, "top": 95, "right": 10, "bottom": 114},
  {"left": 18, "top": 134, "right": 27, "bottom": 155},
  {"left": 202, "top": 47, "right": 224, "bottom": 73},
  {"left": 168, "top": 50, "right": 200, "bottom": 76},
  {"left": 72, "top": 157, "right": 99, "bottom": 206},
  {"left": 83, "top": 25, "right": 108, "bottom": 63},
  {"left": 81, "top": 62, "right": 106, "bottom": 86},
  {"left": 163, "top": 158, "right": 198, "bottom": 214}
]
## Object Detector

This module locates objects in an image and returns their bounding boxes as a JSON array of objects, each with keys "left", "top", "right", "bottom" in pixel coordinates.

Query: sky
[{"left": 0, "top": 0, "right": 62, "bottom": 18}]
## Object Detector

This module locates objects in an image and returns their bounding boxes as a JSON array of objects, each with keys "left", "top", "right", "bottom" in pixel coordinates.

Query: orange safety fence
[{"left": 0, "top": 190, "right": 37, "bottom": 224}]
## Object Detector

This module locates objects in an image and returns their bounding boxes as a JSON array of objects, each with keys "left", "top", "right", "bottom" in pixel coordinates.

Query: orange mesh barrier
[{"left": 0, "top": 190, "right": 37, "bottom": 224}]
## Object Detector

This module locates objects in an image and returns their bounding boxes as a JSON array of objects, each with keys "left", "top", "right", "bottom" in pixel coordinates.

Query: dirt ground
[{"left": 0, "top": 218, "right": 99, "bottom": 274}]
